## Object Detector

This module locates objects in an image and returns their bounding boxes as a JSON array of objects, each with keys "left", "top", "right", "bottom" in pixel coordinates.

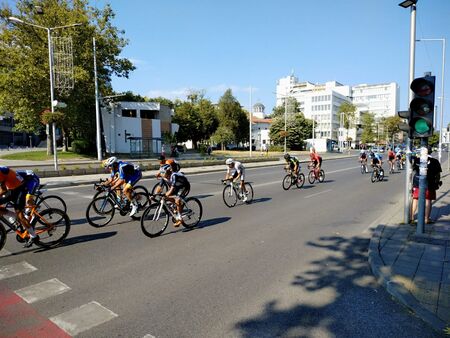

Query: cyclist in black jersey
[{"left": 283, "top": 153, "right": 300, "bottom": 176}]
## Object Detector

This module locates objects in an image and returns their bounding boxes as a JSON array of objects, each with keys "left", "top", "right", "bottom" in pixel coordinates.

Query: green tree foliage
[
  {"left": 381, "top": 116, "right": 402, "bottom": 145},
  {"left": 0, "top": 0, "right": 135, "bottom": 145},
  {"left": 270, "top": 97, "right": 299, "bottom": 119},
  {"left": 216, "top": 89, "right": 248, "bottom": 144},
  {"left": 338, "top": 102, "right": 356, "bottom": 130},
  {"left": 428, "top": 131, "right": 440, "bottom": 147},
  {"left": 269, "top": 113, "right": 312, "bottom": 150},
  {"left": 360, "top": 113, "right": 376, "bottom": 144},
  {"left": 211, "top": 126, "right": 234, "bottom": 149}
]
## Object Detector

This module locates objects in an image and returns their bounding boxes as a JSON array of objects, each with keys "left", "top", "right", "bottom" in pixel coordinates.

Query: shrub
[
  {"left": 269, "top": 145, "right": 287, "bottom": 152},
  {"left": 71, "top": 139, "right": 91, "bottom": 154}
]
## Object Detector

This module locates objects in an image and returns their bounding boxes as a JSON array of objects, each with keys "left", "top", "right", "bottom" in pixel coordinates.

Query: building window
[
  {"left": 140, "top": 110, "right": 158, "bottom": 119},
  {"left": 122, "top": 109, "right": 137, "bottom": 118}
]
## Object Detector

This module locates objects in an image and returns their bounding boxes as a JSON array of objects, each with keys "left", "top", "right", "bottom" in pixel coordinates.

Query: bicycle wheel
[
  {"left": 296, "top": 173, "right": 305, "bottom": 188},
  {"left": 181, "top": 197, "right": 203, "bottom": 228},
  {"left": 244, "top": 183, "right": 254, "bottom": 204},
  {"left": 86, "top": 196, "right": 115, "bottom": 227},
  {"left": 36, "top": 195, "right": 67, "bottom": 213},
  {"left": 371, "top": 170, "right": 378, "bottom": 183},
  {"left": 130, "top": 192, "right": 151, "bottom": 220},
  {"left": 151, "top": 181, "right": 168, "bottom": 195},
  {"left": 33, "top": 208, "right": 70, "bottom": 248},
  {"left": 223, "top": 185, "right": 237, "bottom": 208},
  {"left": 318, "top": 170, "right": 325, "bottom": 183},
  {"left": 308, "top": 170, "right": 316, "bottom": 184},
  {"left": 378, "top": 169, "right": 384, "bottom": 181},
  {"left": 140, "top": 203, "right": 169, "bottom": 238},
  {"left": 0, "top": 223, "right": 6, "bottom": 251},
  {"left": 282, "top": 175, "right": 292, "bottom": 190},
  {"left": 133, "top": 185, "right": 149, "bottom": 196},
  {"left": 360, "top": 165, "right": 365, "bottom": 174}
]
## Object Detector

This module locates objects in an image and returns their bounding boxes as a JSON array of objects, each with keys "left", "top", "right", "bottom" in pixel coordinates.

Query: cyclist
[
  {"left": 160, "top": 164, "right": 191, "bottom": 227},
  {"left": 387, "top": 148, "right": 396, "bottom": 172},
  {"left": 102, "top": 157, "right": 142, "bottom": 217},
  {"left": 395, "top": 149, "right": 404, "bottom": 169},
  {"left": 16, "top": 170, "right": 40, "bottom": 216},
  {"left": 224, "top": 158, "right": 248, "bottom": 202},
  {"left": 309, "top": 147, "right": 322, "bottom": 178},
  {"left": 0, "top": 167, "right": 37, "bottom": 247},
  {"left": 371, "top": 152, "right": 383, "bottom": 170},
  {"left": 153, "top": 155, "right": 181, "bottom": 195},
  {"left": 284, "top": 153, "right": 300, "bottom": 177},
  {"left": 359, "top": 150, "right": 368, "bottom": 172}
]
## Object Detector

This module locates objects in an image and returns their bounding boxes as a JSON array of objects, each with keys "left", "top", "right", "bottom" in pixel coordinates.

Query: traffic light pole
[
  {"left": 405, "top": 3, "right": 417, "bottom": 225},
  {"left": 416, "top": 139, "right": 428, "bottom": 234}
]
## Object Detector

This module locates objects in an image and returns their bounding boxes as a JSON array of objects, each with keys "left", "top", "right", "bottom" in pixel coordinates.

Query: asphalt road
[{"left": 0, "top": 158, "right": 441, "bottom": 337}]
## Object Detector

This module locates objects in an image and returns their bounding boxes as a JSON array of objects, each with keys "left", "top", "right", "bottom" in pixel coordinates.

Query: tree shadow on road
[{"left": 234, "top": 233, "right": 440, "bottom": 337}]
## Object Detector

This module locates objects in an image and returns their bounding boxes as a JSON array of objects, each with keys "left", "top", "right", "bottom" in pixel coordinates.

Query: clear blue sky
[{"left": 92, "top": 0, "right": 449, "bottom": 125}]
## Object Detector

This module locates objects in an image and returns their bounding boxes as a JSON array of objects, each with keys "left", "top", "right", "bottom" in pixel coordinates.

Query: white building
[
  {"left": 101, "top": 101, "right": 178, "bottom": 156},
  {"left": 251, "top": 103, "right": 272, "bottom": 151},
  {"left": 276, "top": 75, "right": 399, "bottom": 149}
]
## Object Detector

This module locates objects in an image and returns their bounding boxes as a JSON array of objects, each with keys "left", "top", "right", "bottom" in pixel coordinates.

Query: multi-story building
[
  {"left": 101, "top": 101, "right": 178, "bottom": 157},
  {"left": 251, "top": 103, "right": 272, "bottom": 151},
  {"left": 276, "top": 75, "right": 400, "bottom": 149}
]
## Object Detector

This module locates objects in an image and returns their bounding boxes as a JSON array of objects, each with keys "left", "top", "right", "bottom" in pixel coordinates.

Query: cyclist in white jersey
[{"left": 224, "top": 158, "right": 248, "bottom": 201}]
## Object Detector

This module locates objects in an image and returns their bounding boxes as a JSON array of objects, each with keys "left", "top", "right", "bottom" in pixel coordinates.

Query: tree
[
  {"left": 270, "top": 97, "right": 299, "bottom": 119},
  {"left": 381, "top": 116, "right": 402, "bottom": 147},
  {"left": 0, "top": 0, "right": 135, "bottom": 154},
  {"left": 269, "top": 113, "right": 312, "bottom": 150},
  {"left": 428, "top": 131, "right": 440, "bottom": 147},
  {"left": 216, "top": 89, "right": 248, "bottom": 144},
  {"left": 211, "top": 126, "right": 234, "bottom": 150},
  {"left": 338, "top": 102, "right": 356, "bottom": 148},
  {"left": 360, "top": 113, "right": 376, "bottom": 144},
  {"left": 173, "top": 102, "right": 202, "bottom": 148}
]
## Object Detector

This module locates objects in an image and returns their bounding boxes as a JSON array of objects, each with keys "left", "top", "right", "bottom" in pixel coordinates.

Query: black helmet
[{"left": 284, "top": 153, "right": 290, "bottom": 160}]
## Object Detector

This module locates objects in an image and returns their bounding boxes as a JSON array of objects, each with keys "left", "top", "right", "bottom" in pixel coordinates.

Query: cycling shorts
[
  {"left": 389, "top": 156, "right": 395, "bottom": 161},
  {"left": 125, "top": 170, "right": 142, "bottom": 187},
  {"left": 231, "top": 168, "right": 245, "bottom": 181},
  {"left": 0, "top": 185, "right": 27, "bottom": 211},
  {"left": 24, "top": 177, "right": 40, "bottom": 196}
]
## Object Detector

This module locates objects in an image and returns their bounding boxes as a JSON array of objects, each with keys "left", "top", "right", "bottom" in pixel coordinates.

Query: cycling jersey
[
  {"left": 287, "top": 156, "right": 300, "bottom": 169},
  {"left": 388, "top": 151, "right": 395, "bottom": 160},
  {"left": 111, "top": 161, "right": 142, "bottom": 185},
  {"left": 16, "top": 170, "right": 40, "bottom": 196},
  {"left": 169, "top": 172, "right": 190, "bottom": 196},
  {"left": 360, "top": 153, "right": 367, "bottom": 159},
  {"left": 227, "top": 161, "right": 245, "bottom": 181},
  {"left": 310, "top": 153, "right": 322, "bottom": 166},
  {"left": 0, "top": 167, "right": 24, "bottom": 190}
]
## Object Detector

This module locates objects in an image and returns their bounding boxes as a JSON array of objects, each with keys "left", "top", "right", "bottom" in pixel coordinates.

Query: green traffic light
[{"left": 414, "top": 119, "right": 430, "bottom": 134}]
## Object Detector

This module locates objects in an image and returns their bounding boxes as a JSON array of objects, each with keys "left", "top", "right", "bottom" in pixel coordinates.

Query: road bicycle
[
  {"left": 93, "top": 179, "right": 149, "bottom": 200},
  {"left": 140, "top": 194, "right": 202, "bottom": 238},
  {"left": 86, "top": 186, "right": 150, "bottom": 227},
  {"left": 0, "top": 203, "right": 70, "bottom": 251},
  {"left": 360, "top": 161, "right": 368, "bottom": 174},
  {"left": 307, "top": 163, "right": 325, "bottom": 184},
  {"left": 282, "top": 168, "right": 305, "bottom": 190},
  {"left": 222, "top": 179, "right": 254, "bottom": 207},
  {"left": 30, "top": 184, "right": 67, "bottom": 214},
  {"left": 151, "top": 178, "right": 190, "bottom": 197},
  {"left": 371, "top": 165, "right": 384, "bottom": 183}
]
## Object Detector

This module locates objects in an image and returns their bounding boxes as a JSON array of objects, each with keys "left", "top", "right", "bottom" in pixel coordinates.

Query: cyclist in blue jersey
[{"left": 102, "top": 157, "right": 142, "bottom": 216}]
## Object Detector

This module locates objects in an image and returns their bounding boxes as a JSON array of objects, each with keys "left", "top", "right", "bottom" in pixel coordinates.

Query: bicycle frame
[{"left": 152, "top": 196, "right": 184, "bottom": 221}]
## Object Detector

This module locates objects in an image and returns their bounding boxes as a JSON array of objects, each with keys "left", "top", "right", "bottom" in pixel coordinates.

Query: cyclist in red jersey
[
  {"left": 0, "top": 166, "right": 37, "bottom": 247},
  {"left": 309, "top": 147, "right": 322, "bottom": 178}
]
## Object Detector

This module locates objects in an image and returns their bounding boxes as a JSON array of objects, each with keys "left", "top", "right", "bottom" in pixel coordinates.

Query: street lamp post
[
  {"left": 8, "top": 17, "right": 81, "bottom": 171},
  {"left": 398, "top": 0, "right": 417, "bottom": 225},
  {"left": 416, "top": 38, "right": 446, "bottom": 163}
]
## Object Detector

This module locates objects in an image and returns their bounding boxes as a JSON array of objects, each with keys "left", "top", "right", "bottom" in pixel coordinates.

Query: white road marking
[
  {"left": 15, "top": 278, "right": 71, "bottom": 303},
  {"left": 143, "top": 335, "right": 156, "bottom": 338},
  {"left": 0, "top": 261, "right": 37, "bottom": 280},
  {"left": 0, "top": 249, "right": 11, "bottom": 257},
  {"left": 304, "top": 189, "right": 333, "bottom": 199},
  {"left": 50, "top": 301, "right": 118, "bottom": 336}
]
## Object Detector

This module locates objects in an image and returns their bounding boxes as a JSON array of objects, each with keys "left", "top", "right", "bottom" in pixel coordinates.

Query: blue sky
[{"left": 95, "top": 1, "right": 449, "bottom": 123}]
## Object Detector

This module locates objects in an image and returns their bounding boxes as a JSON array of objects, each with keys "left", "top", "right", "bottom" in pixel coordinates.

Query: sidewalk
[{"left": 369, "top": 174, "right": 450, "bottom": 333}]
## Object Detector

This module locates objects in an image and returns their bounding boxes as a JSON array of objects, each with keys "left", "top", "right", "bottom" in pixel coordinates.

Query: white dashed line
[
  {"left": 304, "top": 189, "right": 333, "bottom": 199},
  {"left": 50, "top": 301, "right": 118, "bottom": 336},
  {"left": 15, "top": 278, "right": 71, "bottom": 303},
  {"left": 0, "top": 261, "right": 37, "bottom": 280},
  {"left": 143, "top": 335, "right": 156, "bottom": 338}
]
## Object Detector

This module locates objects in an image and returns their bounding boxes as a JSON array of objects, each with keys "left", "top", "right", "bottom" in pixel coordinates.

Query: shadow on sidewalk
[{"left": 234, "top": 233, "right": 441, "bottom": 337}]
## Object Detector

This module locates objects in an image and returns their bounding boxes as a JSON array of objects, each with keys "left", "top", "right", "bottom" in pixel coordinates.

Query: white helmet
[
  {"left": 103, "top": 156, "right": 118, "bottom": 168},
  {"left": 225, "top": 158, "right": 234, "bottom": 165}
]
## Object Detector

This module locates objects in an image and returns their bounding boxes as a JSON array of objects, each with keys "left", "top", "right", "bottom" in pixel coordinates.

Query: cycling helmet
[
  {"left": 159, "top": 164, "right": 172, "bottom": 174},
  {"left": 225, "top": 158, "right": 234, "bottom": 165},
  {"left": 103, "top": 156, "right": 118, "bottom": 168},
  {"left": 284, "top": 153, "right": 290, "bottom": 160}
]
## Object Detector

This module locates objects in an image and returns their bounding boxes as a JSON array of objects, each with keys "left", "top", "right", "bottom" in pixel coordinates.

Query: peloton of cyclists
[
  {"left": 283, "top": 153, "right": 300, "bottom": 177},
  {"left": 102, "top": 157, "right": 142, "bottom": 217},
  {"left": 224, "top": 158, "right": 248, "bottom": 202}
]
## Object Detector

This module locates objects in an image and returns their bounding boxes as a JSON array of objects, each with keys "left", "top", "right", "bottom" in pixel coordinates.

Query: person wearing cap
[
  {"left": 410, "top": 147, "right": 442, "bottom": 224},
  {"left": 224, "top": 158, "right": 248, "bottom": 201}
]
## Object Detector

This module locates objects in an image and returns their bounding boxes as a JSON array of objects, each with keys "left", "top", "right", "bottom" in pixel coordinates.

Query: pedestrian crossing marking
[
  {"left": 15, "top": 278, "right": 71, "bottom": 303},
  {"left": 50, "top": 301, "right": 118, "bottom": 336},
  {"left": 0, "top": 261, "right": 37, "bottom": 280}
]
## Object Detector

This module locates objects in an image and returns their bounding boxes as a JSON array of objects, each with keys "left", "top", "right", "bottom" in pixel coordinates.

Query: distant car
[{"left": 176, "top": 145, "right": 185, "bottom": 153}]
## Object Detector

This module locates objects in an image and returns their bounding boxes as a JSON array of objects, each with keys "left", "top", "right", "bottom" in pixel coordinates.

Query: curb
[{"left": 368, "top": 226, "right": 448, "bottom": 334}]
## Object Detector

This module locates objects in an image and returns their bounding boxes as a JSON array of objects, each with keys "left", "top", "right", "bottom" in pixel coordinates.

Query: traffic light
[{"left": 409, "top": 76, "right": 435, "bottom": 138}]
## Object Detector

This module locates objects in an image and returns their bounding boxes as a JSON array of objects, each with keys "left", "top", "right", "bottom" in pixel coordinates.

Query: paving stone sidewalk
[{"left": 369, "top": 174, "right": 450, "bottom": 334}]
